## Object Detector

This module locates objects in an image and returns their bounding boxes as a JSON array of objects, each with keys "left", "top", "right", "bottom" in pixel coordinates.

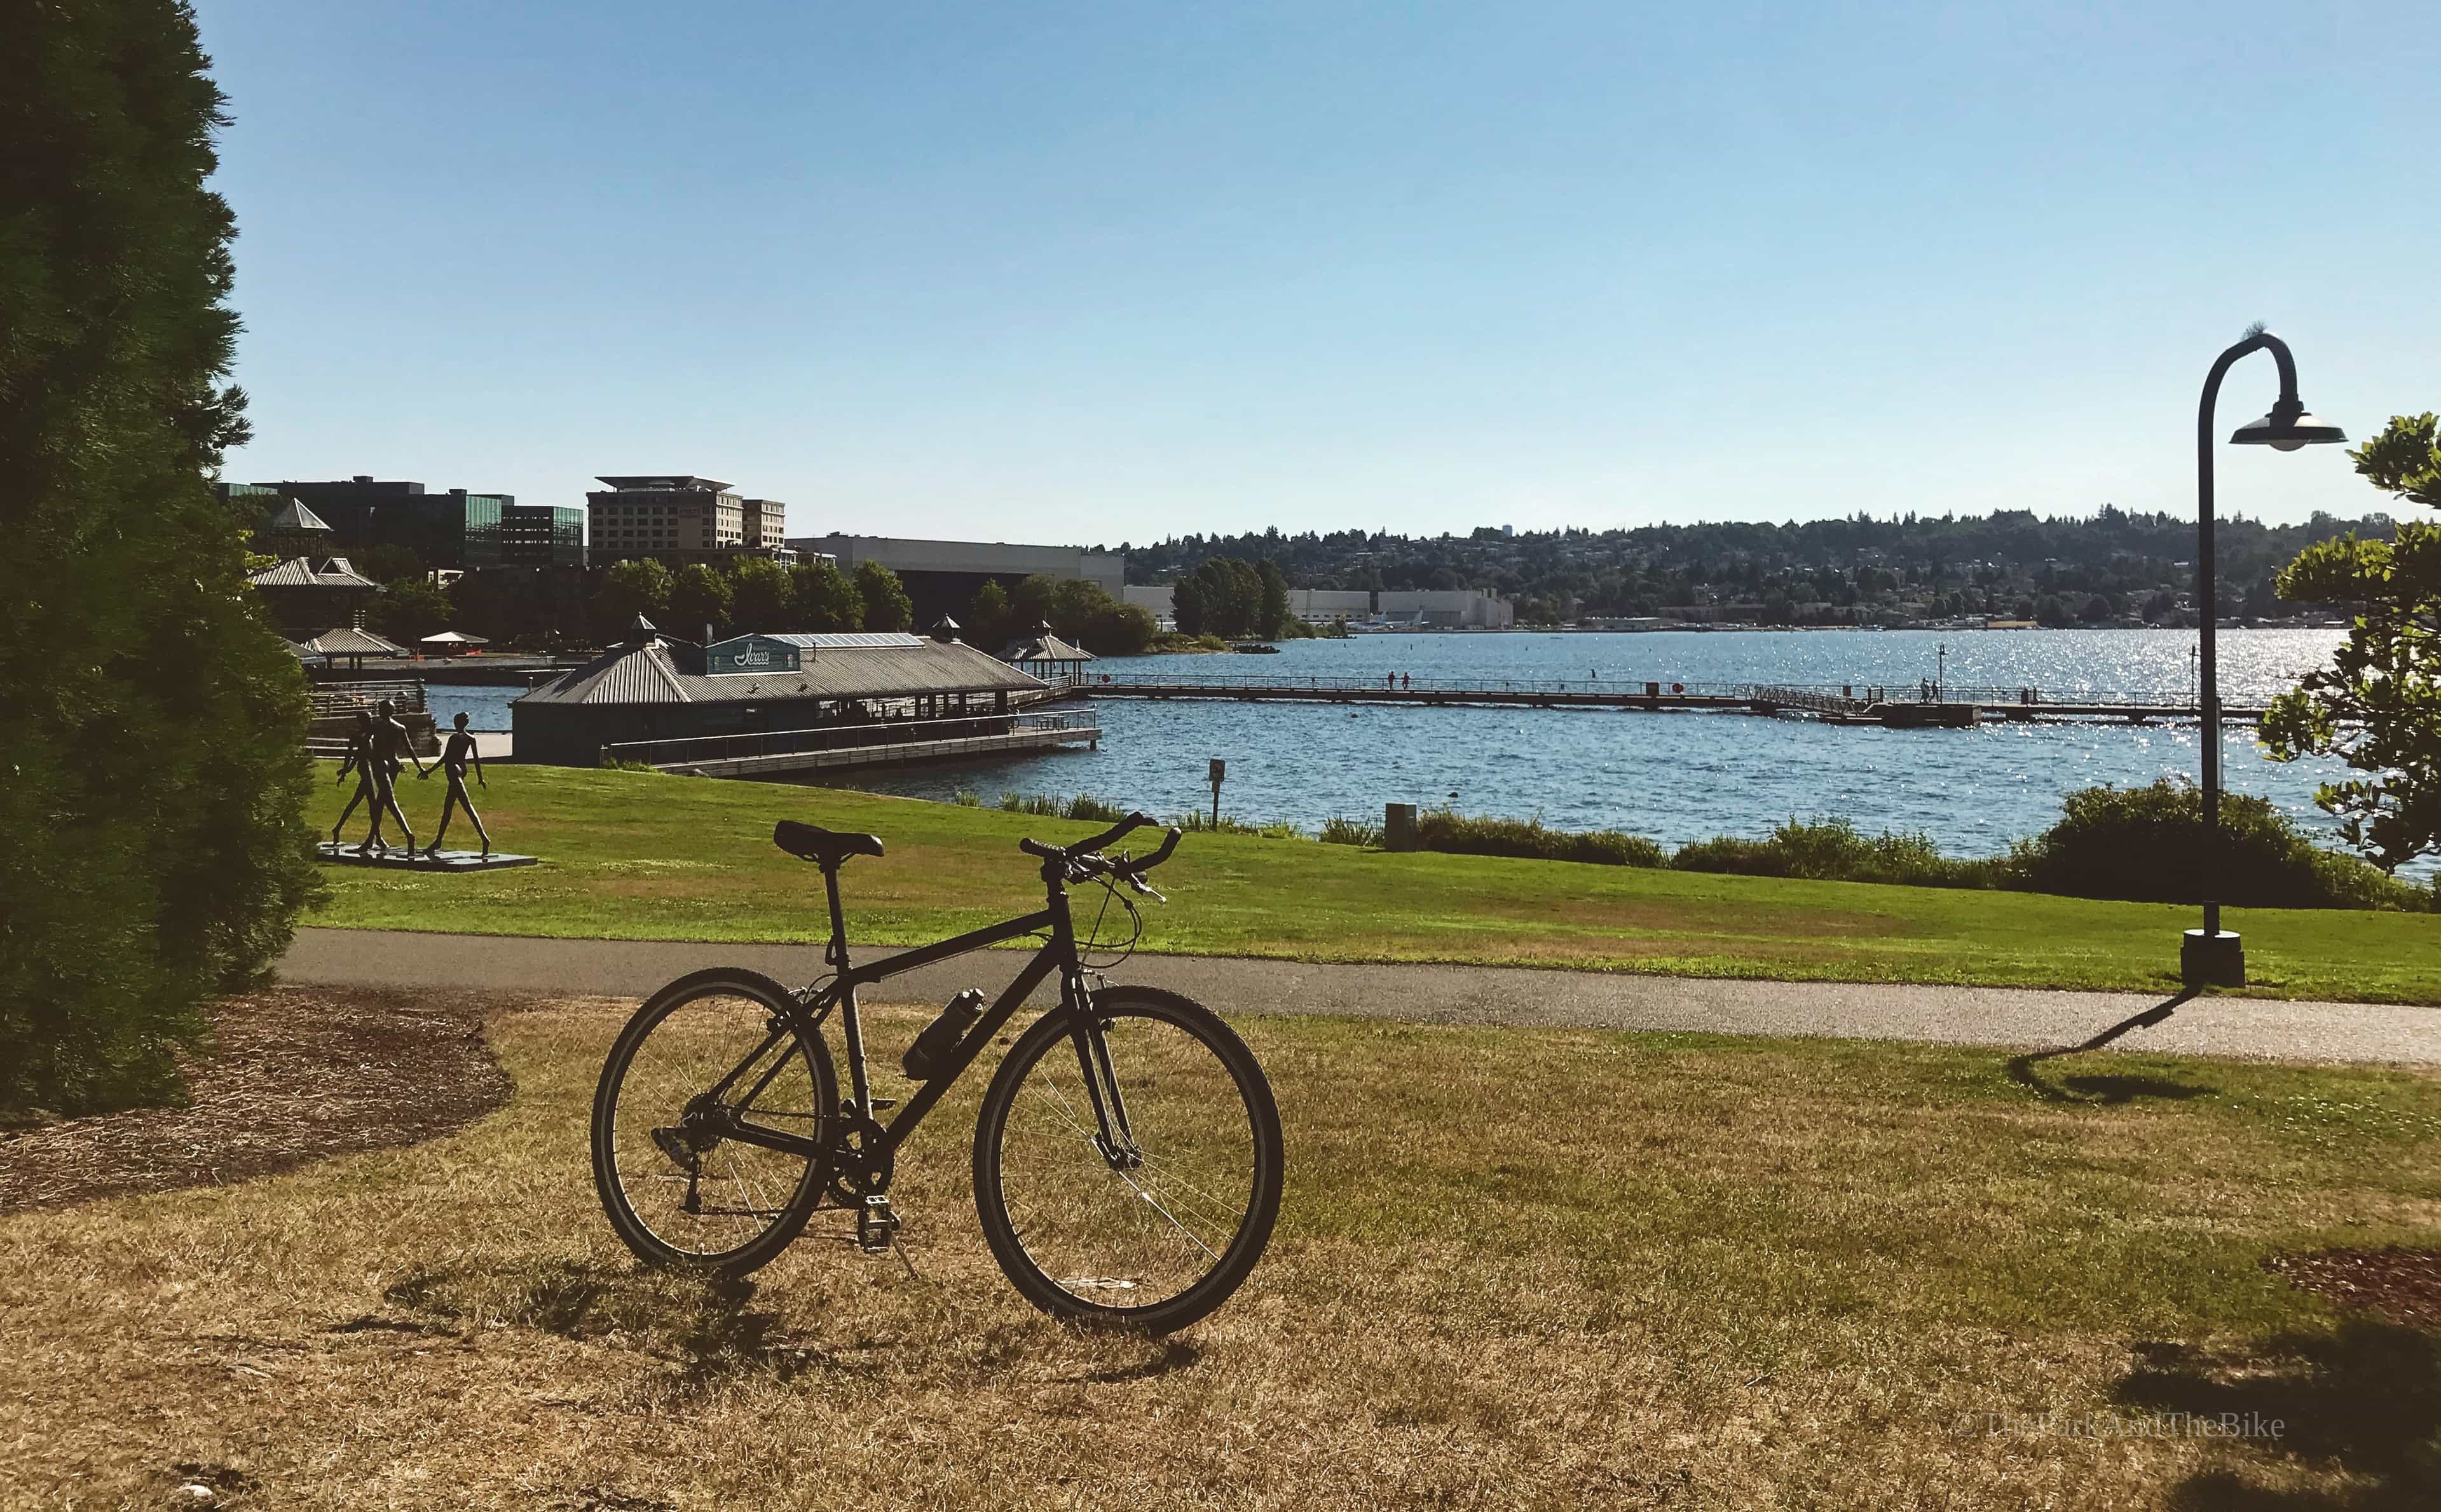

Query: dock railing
[
  {"left": 310, "top": 679, "right": 427, "bottom": 716},
  {"left": 1088, "top": 671, "right": 1767, "bottom": 698},
  {"left": 601, "top": 707, "right": 1095, "bottom": 770}
]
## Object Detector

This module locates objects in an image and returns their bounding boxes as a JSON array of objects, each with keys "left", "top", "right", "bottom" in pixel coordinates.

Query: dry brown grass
[{"left": 6, "top": 1000, "right": 2440, "bottom": 1509}]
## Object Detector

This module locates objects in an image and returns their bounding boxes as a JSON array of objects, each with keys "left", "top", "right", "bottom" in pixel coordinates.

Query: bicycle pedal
[{"left": 856, "top": 1194, "right": 901, "bottom": 1253}]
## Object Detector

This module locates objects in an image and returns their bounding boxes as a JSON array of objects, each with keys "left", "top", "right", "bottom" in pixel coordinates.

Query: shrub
[
  {"left": 1412, "top": 808, "right": 1667, "bottom": 868},
  {"left": 1318, "top": 815, "right": 1383, "bottom": 848},
  {"left": 1170, "top": 811, "right": 1299, "bottom": 838},
  {"left": 2, "top": 3, "right": 320, "bottom": 1115},
  {"left": 1672, "top": 819, "right": 2004, "bottom": 889},
  {"left": 2006, "top": 780, "right": 2426, "bottom": 911},
  {"left": 997, "top": 792, "right": 1132, "bottom": 824}
]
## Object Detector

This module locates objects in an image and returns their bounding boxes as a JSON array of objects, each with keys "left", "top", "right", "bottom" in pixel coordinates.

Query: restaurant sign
[{"left": 705, "top": 635, "right": 803, "bottom": 676}]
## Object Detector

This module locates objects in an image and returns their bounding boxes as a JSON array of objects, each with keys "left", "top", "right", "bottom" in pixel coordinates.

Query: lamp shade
[{"left": 2231, "top": 410, "right": 2347, "bottom": 451}]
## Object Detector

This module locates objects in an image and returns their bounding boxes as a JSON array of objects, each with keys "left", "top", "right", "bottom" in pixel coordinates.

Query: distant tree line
[
  {"left": 958, "top": 575, "right": 1156, "bottom": 656},
  {"left": 358, "top": 555, "right": 915, "bottom": 648},
  {"left": 366, "top": 554, "right": 1166, "bottom": 658},
  {"left": 1119, "top": 508, "right": 2400, "bottom": 627}
]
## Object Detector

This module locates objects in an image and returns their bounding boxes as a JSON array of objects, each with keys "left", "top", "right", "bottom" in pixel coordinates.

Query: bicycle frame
[{"left": 706, "top": 862, "right": 1135, "bottom": 1176}]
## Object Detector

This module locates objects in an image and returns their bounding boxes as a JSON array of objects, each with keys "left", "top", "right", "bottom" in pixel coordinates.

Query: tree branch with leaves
[{"left": 2261, "top": 413, "right": 2441, "bottom": 873}]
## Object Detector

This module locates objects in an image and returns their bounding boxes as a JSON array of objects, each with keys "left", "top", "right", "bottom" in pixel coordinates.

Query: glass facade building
[{"left": 501, "top": 505, "right": 587, "bottom": 568}]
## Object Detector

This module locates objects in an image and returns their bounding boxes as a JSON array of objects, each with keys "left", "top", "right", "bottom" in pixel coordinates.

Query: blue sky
[{"left": 199, "top": 1, "right": 2438, "bottom": 545}]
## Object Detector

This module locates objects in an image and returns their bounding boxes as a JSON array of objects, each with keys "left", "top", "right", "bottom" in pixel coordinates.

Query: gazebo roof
[
  {"left": 250, "top": 555, "right": 378, "bottom": 590},
  {"left": 999, "top": 621, "right": 1095, "bottom": 665},
  {"left": 287, "top": 626, "right": 408, "bottom": 660},
  {"left": 420, "top": 630, "right": 491, "bottom": 645},
  {"left": 263, "top": 498, "right": 332, "bottom": 533}
]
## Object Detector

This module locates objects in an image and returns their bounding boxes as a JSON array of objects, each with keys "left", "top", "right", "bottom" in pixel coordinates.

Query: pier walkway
[{"left": 1073, "top": 673, "right": 2266, "bottom": 725}]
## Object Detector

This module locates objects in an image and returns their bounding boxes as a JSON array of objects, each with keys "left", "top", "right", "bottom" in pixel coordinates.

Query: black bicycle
[{"left": 590, "top": 810, "right": 1283, "bottom": 1333}]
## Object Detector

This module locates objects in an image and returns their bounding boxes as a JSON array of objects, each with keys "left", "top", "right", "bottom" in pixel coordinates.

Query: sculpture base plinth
[
  {"left": 2180, "top": 929, "right": 2245, "bottom": 988},
  {"left": 317, "top": 842, "right": 538, "bottom": 872}
]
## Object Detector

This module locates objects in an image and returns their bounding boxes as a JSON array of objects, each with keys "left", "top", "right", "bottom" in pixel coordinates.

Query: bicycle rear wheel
[
  {"left": 592, "top": 969, "right": 837, "bottom": 1276},
  {"left": 972, "top": 985, "right": 1282, "bottom": 1332}
]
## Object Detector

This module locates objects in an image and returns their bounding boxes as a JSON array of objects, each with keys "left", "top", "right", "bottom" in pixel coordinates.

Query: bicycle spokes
[{"left": 987, "top": 1007, "right": 1263, "bottom": 1311}]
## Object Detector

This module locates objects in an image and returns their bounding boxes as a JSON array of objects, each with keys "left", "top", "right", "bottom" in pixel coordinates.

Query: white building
[
  {"left": 1123, "top": 584, "right": 1372, "bottom": 625},
  {"left": 1376, "top": 589, "right": 1514, "bottom": 629}
]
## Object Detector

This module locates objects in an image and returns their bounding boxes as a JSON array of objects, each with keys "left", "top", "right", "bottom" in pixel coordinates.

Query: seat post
[{"left": 821, "top": 862, "right": 851, "bottom": 969}]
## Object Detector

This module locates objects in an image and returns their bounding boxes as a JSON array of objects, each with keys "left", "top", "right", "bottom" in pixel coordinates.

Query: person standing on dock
[
  {"left": 418, "top": 711, "right": 490, "bottom": 857},
  {"left": 357, "top": 698, "right": 428, "bottom": 855}
]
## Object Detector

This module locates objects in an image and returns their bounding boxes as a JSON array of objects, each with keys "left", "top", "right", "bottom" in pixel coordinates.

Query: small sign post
[{"left": 1208, "top": 757, "right": 1226, "bottom": 829}]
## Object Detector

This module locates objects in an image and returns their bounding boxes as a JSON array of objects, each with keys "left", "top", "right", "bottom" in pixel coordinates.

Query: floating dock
[{"left": 1070, "top": 675, "right": 2265, "bottom": 726}]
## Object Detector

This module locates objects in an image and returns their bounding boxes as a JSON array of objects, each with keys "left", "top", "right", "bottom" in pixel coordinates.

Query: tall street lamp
[{"left": 2183, "top": 327, "right": 2346, "bottom": 988}]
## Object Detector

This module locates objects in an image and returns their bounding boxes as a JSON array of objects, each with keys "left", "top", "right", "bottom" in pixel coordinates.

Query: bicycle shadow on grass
[
  {"left": 378, "top": 1255, "right": 1207, "bottom": 1394},
  {"left": 2111, "top": 1323, "right": 2441, "bottom": 1509},
  {"left": 381, "top": 1258, "right": 886, "bottom": 1394}
]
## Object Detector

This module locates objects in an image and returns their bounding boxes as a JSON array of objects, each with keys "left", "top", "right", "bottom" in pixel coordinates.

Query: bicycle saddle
[{"left": 773, "top": 819, "right": 884, "bottom": 867}]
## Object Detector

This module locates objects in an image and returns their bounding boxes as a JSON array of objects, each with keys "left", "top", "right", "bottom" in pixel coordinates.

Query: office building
[
  {"left": 216, "top": 476, "right": 521, "bottom": 571},
  {"left": 500, "top": 504, "right": 587, "bottom": 568},
  {"left": 588, "top": 476, "right": 793, "bottom": 567}
]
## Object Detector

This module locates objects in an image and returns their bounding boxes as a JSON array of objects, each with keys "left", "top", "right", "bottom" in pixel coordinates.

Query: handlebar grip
[
  {"left": 1136, "top": 826, "right": 1182, "bottom": 869},
  {"left": 1018, "top": 837, "right": 1062, "bottom": 859},
  {"left": 1071, "top": 810, "right": 1155, "bottom": 854}
]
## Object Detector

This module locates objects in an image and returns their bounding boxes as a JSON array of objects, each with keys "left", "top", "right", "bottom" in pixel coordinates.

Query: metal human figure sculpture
[
  {"left": 418, "top": 711, "right": 491, "bottom": 857},
  {"left": 356, "top": 698, "right": 429, "bottom": 855},
  {"left": 330, "top": 709, "right": 379, "bottom": 844}
]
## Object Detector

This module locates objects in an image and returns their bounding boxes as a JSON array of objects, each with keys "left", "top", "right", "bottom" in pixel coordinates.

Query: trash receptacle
[{"left": 1384, "top": 802, "right": 1419, "bottom": 852}]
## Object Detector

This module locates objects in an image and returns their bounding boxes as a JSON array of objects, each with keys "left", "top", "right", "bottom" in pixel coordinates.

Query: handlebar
[
  {"left": 1076, "top": 810, "right": 1157, "bottom": 853},
  {"left": 1016, "top": 811, "right": 1182, "bottom": 883}
]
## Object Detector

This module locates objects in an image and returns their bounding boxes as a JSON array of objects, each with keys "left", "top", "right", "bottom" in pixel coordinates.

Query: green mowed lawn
[
  {"left": 6, "top": 999, "right": 2437, "bottom": 1508},
  {"left": 306, "top": 763, "right": 2441, "bottom": 1003}
]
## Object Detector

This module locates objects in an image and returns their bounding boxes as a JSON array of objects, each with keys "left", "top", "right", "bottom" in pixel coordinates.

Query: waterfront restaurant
[{"left": 512, "top": 616, "right": 1047, "bottom": 767}]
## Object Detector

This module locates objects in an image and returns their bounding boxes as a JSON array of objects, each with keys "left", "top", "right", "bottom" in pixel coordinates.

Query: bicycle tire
[
  {"left": 971, "top": 984, "right": 1282, "bottom": 1332},
  {"left": 592, "top": 969, "right": 838, "bottom": 1276}
]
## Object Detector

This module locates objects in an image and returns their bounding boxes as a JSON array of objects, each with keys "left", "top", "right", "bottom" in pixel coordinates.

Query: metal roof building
[
  {"left": 512, "top": 618, "right": 1046, "bottom": 766},
  {"left": 999, "top": 620, "right": 1096, "bottom": 686}
]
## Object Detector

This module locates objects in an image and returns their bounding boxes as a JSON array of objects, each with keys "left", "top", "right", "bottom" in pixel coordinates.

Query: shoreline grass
[
  {"left": 4, "top": 997, "right": 2436, "bottom": 1507},
  {"left": 301, "top": 764, "right": 2441, "bottom": 1004}
]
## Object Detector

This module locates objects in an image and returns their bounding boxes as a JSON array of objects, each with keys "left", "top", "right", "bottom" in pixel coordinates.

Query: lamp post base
[{"left": 2181, "top": 929, "right": 2245, "bottom": 988}]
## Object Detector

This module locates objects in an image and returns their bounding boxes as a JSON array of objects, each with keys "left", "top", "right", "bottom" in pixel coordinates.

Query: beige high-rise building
[{"left": 586, "top": 475, "right": 793, "bottom": 567}]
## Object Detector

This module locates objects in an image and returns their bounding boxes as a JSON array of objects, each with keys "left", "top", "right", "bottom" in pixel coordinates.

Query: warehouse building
[{"left": 790, "top": 535, "right": 1125, "bottom": 624}]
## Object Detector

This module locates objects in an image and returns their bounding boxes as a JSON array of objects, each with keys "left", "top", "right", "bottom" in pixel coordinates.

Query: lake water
[{"left": 431, "top": 628, "right": 2398, "bottom": 866}]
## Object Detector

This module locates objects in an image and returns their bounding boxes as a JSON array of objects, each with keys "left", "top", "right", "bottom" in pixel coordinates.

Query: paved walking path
[{"left": 282, "top": 928, "right": 2441, "bottom": 1065}]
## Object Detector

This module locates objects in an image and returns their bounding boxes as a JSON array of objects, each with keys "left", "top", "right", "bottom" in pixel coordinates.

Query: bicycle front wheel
[
  {"left": 973, "top": 985, "right": 1282, "bottom": 1332},
  {"left": 592, "top": 969, "right": 837, "bottom": 1276}
]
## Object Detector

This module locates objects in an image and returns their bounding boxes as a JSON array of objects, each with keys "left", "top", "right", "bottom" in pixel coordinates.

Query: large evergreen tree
[{"left": 1, "top": 1, "right": 318, "bottom": 1112}]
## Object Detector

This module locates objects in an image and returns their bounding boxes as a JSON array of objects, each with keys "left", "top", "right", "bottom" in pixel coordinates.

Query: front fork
[{"left": 1063, "top": 971, "right": 1142, "bottom": 1171}]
